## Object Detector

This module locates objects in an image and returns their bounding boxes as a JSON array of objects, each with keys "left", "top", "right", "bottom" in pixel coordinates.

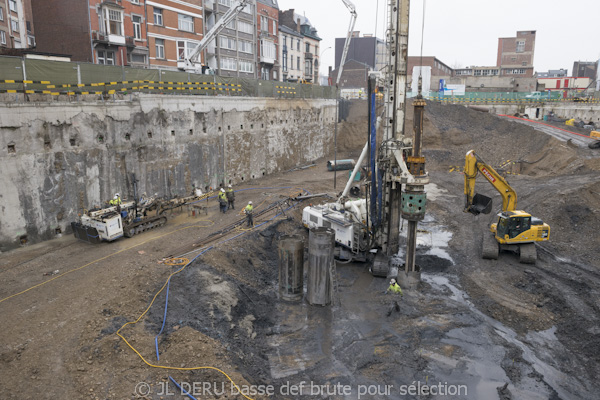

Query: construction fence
[
  {"left": 411, "top": 91, "right": 600, "bottom": 104},
  {"left": 0, "top": 56, "right": 336, "bottom": 100}
]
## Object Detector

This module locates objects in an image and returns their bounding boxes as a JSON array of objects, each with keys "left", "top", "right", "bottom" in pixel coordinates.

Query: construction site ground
[{"left": 1, "top": 101, "right": 599, "bottom": 399}]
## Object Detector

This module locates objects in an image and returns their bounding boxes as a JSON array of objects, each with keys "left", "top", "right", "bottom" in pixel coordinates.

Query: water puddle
[{"left": 423, "top": 273, "right": 589, "bottom": 399}]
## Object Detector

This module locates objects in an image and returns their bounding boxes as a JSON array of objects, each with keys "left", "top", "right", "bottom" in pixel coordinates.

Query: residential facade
[
  {"left": 278, "top": 23, "right": 302, "bottom": 82},
  {"left": 0, "top": 0, "right": 35, "bottom": 50},
  {"left": 256, "top": 0, "right": 278, "bottom": 80},
  {"left": 497, "top": 30, "right": 536, "bottom": 78},
  {"left": 30, "top": 0, "right": 204, "bottom": 69},
  {"left": 203, "top": 0, "right": 257, "bottom": 78},
  {"left": 146, "top": 0, "right": 204, "bottom": 70},
  {"left": 279, "top": 9, "right": 321, "bottom": 83}
]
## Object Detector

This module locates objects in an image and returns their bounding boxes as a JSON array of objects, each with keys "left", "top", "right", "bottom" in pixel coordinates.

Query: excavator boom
[{"left": 464, "top": 150, "right": 517, "bottom": 214}]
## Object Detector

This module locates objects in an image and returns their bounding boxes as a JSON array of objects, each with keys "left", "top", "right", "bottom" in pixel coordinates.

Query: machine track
[
  {"left": 123, "top": 216, "right": 168, "bottom": 237},
  {"left": 519, "top": 242, "right": 537, "bottom": 264},
  {"left": 482, "top": 234, "right": 499, "bottom": 259}
]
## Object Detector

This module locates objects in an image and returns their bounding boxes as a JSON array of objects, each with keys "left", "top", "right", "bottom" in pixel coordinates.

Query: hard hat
[
  {"left": 221, "top": 188, "right": 225, "bottom": 192},
  {"left": 115, "top": 193, "right": 120, "bottom": 197},
  {"left": 390, "top": 278, "right": 396, "bottom": 284},
  {"left": 228, "top": 184, "right": 232, "bottom": 188},
  {"left": 248, "top": 201, "right": 253, "bottom": 205},
  {"left": 113, "top": 195, "right": 118, "bottom": 200}
]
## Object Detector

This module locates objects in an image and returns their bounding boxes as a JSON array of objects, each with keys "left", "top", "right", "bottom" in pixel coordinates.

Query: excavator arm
[{"left": 464, "top": 150, "right": 517, "bottom": 215}]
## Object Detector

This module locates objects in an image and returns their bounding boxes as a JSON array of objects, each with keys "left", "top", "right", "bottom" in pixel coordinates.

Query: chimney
[{"left": 296, "top": 18, "right": 301, "bottom": 33}]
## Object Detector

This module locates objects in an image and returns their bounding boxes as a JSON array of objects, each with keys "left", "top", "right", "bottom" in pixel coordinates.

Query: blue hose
[{"left": 154, "top": 191, "right": 305, "bottom": 399}]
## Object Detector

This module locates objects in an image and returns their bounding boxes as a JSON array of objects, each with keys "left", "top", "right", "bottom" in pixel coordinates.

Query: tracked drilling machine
[{"left": 303, "top": 0, "right": 429, "bottom": 287}]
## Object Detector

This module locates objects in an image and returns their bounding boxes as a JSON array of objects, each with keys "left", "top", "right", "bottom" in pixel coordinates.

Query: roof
[
  {"left": 279, "top": 24, "right": 303, "bottom": 38},
  {"left": 256, "top": 0, "right": 279, "bottom": 9}
]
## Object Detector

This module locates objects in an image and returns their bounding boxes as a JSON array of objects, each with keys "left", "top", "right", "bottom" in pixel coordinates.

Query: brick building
[
  {"left": 0, "top": 0, "right": 35, "bottom": 50},
  {"left": 203, "top": 0, "right": 256, "bottom": 78},
  {"left": 256, "top": 0, "right": 278, "bottom": 80},
  {"left": 147, "top": 0, "right": 204, "bottom": 70},
  {"left": 329, "top": 59, "right": 370, "bottom": 89},
  {"left": 30, "top": 0, "right": 203, "bottom": 69},
  {"left": 497, "top": 30, "right": 536, "bottom": 78}
]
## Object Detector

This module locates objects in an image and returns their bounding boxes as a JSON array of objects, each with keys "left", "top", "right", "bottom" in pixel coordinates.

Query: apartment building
[
  {"left": 31, "top": 0, "right": 203, "bottom": 69},
  {"left": 278, "top": 23, "right": 302, "bottom": 82},
  {"left": 0, "top": 0, "right": 35, "bottom": 50},
  {"left": 279, "top": 9, "right": 321, "bottom": 83},
  {"left": 146, "top": 0, "right": 204, "bottom": 70},
  {"left": 202, "top": 0, "right": 256, "bottom": 78},
  {"left": 256, "top": 0, "right": 278, "bottom": 80},
  {"left": 497, "top": 30, "right": 536, "bottom": 78}
]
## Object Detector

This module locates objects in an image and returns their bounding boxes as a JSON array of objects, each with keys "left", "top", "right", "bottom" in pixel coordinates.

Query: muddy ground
[{"left": 1, "top": 101, "right": 599, "bottom": 399}]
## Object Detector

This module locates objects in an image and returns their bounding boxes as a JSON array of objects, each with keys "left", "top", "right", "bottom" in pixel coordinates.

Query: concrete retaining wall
[{"left": 0, "top": 94, "right": 336, "bottom": 251}]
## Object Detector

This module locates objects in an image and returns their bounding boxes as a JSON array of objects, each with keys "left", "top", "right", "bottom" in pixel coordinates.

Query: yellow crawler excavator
[{"left": 464, "top": 150, "right": 550, "bottom": 264}]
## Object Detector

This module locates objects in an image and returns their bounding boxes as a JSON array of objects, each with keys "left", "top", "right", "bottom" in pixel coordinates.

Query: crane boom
[
  {"left": 183, "top": 0, "right": 250, "bottom": 71},
  {"left": 464, "top": 150, "right": 517, "bottom": 214},
  {"left": 336, "top": 0, "right": 357, "bottom": 86}
]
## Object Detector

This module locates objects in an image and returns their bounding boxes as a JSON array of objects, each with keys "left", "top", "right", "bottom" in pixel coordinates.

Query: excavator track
[
  {"left": 124, "top": 216, "right": 168, "bottom": 237},
  {"left": 519, "top": 243, "right": 537, "bottom": 264},
  {"left": 482, "top": 234, "right": 499, "bottom": 260}
]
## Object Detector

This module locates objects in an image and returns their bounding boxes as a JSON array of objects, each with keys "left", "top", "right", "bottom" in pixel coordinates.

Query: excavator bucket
[{"left": 468, "top": 193, "right": 492, "bottom": 215}]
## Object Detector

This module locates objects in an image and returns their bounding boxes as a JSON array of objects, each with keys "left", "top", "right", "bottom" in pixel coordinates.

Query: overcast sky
[{"left": 277, "top": 0, "right": 600, "bottom": 76}]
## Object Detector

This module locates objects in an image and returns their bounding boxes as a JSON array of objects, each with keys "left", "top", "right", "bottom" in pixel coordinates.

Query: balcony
[
  {"left": 92, "top": 31, "right": 128, "bottom": 46},
  {"left": 260, "top": 54, "right": 275, "bottom": 64},
  {"left": 305, "top": 52, "right": 313, "bottom": 60}
]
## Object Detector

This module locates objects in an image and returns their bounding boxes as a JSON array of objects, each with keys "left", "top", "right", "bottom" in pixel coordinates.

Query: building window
[
  {"left": 130, "top": 53, "right": 146, "bottom": 64},
  {"left": 178, "top": 14, "right": 194, "bottom": 32},
  {"left": 297, "top": 39, "right": 300, "bottom": 51},
  {"left": 132, "top": 15, "right": 142, "bottom": 40},
  {"left": 516, "top": 41, "right": 525, "bottom": 53},
  {"left": 261, "top": 66, "right": 269, "bottom": 80},
  {"left": 27, "top": 35, "right": 34, "bottom": 47},
  {"left": 155, "top": 38, "right": 165, "bottom": 59},
  {"left": 221, "top": 57, "right": 237, "bottom": 71},
  {"left": 218, "top": 0, "right": 233, "bottom": 6},
  {"left": 240, "top": 60, "right": 254, "bottom": 73},
  {"left": 0, "top": 31, "right": 6, "bottom": 45},
  {"left": 132, "top": 0, "right": 139, "bottom": 4},
  {"left": 273, "top": 70, "right": 277, "bottom": 80},
  {"left": 238, "top": 39, "right": 253, "bottom": 54},
  {"left": 9, "top": 0, "right": 16, "bottom": 12},
  {"left": 305, "top": 60, "right": 312, "bottom": 76},
  {"left": 272, "top": 20, "right": 276, "bottom": 34},
  {"left": 11, "top": 19, "right": 18, "bottom": 32},
  {"left": 106, "top": 9, "right": 123, "bottom": 36},
  {"left": 242, "top": 3, "right": 253, "bottom": 14},
  {"left": 283, "top": 35, "right": 287, "bottom": 48},
  {"left": 297, "top": 56, "right": 300, "bottom": 70},
  {"left": 226, "top": 19, "right": 236, "bottom": 30},
  {"left": 97, "top": 50, "right": 115, "bottom": 65},
  {"left": 282, "top": 54, "right": 287, "bottom": 72},
  {"left": 305, "top": 42, "right": 310, "bottom": 52},
  {"left": 220, "top": 35, "right": 236, "bottom": 50},
  {"left": 260, "top": 39, "right": 275, "bottom": 60},
  {"left": 261, "top": 16, "right": 268, "bottom": 32},
  {"left": 177, "top": 40, "right": 198, "bottom": 60},
  {"left": 0, "top": 7, "right": 4, "bottom": 21},
  {"left": 153, "top": 8, "right": 163, "bottom": 26},
  {"left": 238, "top": 21, "right": 253, "bottom": 34}
]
